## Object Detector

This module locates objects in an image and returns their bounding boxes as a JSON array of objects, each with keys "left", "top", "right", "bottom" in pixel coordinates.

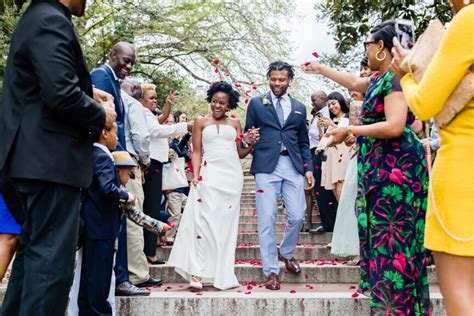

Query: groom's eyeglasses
[{"left": 363, "top": 41, "right": 376, "bottom": 51}]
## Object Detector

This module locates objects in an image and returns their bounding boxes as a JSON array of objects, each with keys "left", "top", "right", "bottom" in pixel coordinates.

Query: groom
[{"left": 245, "top": 61, "right": 315, "bottom": 290}]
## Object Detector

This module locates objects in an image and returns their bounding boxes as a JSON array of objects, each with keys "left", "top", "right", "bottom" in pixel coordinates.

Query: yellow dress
[{"left": 400, "top": 4, "right": 474, "bottom": 256}]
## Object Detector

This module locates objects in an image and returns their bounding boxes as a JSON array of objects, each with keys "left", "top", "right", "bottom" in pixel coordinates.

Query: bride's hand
[
  {"left": 191, "top": 177, "right": 199, "bottom": 187},
  {"left": 301, "top": 61, "right": 322, "bottom": 75}
]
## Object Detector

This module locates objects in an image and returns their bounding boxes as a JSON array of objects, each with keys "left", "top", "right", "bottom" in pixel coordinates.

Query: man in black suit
[{"left": 0, "top": 0, "right": 115, "bottom": 315}]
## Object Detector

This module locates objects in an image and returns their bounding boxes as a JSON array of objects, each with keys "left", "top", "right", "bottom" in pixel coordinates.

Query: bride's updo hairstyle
[{"left": 206, "top": 81, "right": 240, "bottom": 110}]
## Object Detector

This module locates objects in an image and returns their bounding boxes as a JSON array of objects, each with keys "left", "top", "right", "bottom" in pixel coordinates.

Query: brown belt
[{"left": 280, "top": 150, "right": 289, "bottom": 156}]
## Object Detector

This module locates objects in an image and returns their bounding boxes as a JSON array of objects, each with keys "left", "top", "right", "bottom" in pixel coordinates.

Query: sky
[
  {"left": 285, "top": 0, "right": 341, "bottom": 99},
  {"left": 290, "top": 0, "right": 336, "bottom": 63}
]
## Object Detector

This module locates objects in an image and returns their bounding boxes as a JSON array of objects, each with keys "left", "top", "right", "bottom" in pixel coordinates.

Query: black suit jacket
[
  {"left": 81, "top": 147, "right": 129, "bottom": 240},
  {"left": 0, "top": 0, "right": 105, "bottom": 188}
]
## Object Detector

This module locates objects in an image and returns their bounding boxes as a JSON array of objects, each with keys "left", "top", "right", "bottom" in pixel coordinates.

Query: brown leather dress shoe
[
  {"left": 278, "top": 254, "right": 301, "bottom": 274},
  {"left": 265, "top": 273, "right": 280, "bottom": 290}
]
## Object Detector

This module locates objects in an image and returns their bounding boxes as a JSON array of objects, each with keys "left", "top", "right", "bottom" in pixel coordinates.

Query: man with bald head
[
  {"left": 307, "top": 91, "right": 338, "bottom": 234},
  {"left": 91, "top": 42, "right": 136, "bottom": 150}
]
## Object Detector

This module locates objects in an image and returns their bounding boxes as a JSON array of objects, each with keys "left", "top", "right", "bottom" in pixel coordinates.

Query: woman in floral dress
[{"left": 302, "top": 20, "right": 430, "bottom": 315}]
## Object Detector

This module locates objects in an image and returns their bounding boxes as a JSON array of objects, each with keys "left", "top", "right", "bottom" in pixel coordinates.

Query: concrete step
[
  {"left": 239, "top": 214, "right": 315, "bottom": 222},
  {"left": 114, "top": 283, "right": 445, "bottom": 315},
  {"left": 156, "top": 245, "right": 337, "bottom": 261},
  {"left": 237, "top": 232, "right": 332, "bottom": 244},
  {"left": 149, "top": 263, "right": 438, "bottom": 285},
  {"left": 239, "top": 222, "right": 309, "bottom": 233}
]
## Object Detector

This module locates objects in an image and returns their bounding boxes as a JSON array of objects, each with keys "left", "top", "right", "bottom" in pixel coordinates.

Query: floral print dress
[{"left": 356, "top": 71, "right": 430, "bottom": 315}]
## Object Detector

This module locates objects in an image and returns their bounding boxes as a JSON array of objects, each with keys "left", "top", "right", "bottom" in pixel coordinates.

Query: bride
[{"left": 167, "top": 81, "right": 259, "bottom": 290}]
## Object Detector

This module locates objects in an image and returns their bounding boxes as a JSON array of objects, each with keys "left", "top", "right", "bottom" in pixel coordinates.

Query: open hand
[{"left": 301, "top": 61, "right": 322, "bottom": 75}]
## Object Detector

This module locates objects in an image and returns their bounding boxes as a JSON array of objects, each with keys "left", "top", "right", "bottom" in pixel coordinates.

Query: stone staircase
[
  {"left": 0, "top": 175, "right": 446, "bottom": 315},
  {"left": 118, "top": 175, "right": 445, "bottom": 315}
]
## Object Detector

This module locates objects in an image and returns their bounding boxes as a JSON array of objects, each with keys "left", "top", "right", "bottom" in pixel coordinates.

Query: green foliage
[
  {"left": 1, "top": 0, "right": 293, "bottom": 119},
  {"left": 315, "top": 0, "right": 452, "bottom": 55}
]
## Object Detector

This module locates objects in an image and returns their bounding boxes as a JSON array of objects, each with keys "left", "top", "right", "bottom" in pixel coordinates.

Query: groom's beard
[{"left": 270, "top": 85, "right": 288, "bottom": 97}]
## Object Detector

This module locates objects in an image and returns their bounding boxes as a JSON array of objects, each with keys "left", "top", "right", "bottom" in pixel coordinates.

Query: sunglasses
[{"left": 363, "top": 41, "right": 376, "bottom": 51}]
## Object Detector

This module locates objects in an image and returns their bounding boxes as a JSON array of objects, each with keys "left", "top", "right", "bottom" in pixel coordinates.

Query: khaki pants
[
  {"left": 165, "top": 191, "right": 187, "bottom": 241},
  {"left": 125, "top": 161, "right": 149, "bottom": 284}
]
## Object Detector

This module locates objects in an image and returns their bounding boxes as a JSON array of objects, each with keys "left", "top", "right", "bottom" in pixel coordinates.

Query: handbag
[
  {"left": 162, "top": 157, "right": 189, "bottom": 190},
  {"left": 400, "top": 19, "right": 474, "bottom": 129}
]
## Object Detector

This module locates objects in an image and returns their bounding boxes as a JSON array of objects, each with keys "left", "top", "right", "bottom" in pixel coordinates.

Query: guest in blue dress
[{"left": 0, "top": 193, "right": 21, "bottom": 281}]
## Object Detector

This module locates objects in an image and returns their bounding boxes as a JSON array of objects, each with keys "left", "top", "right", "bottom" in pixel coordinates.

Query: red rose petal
[
  {"left": 244, "top": 99, "right": 249, "bottom": 105},
  {"left": 196, "top": 292, "right": 203, "bottom": 296},
  {"left": 235, "top": 137, "right": 241, "bottom": 143},
  {"left": 304, "top": 274, "right": 309, "bottom": 279},
  {"left": 230, "top": 114, "right": 236, "bottom": 118},
  {"left": 197, "top": 198, "right": 203, "bottom": 203},
  {"left": 198, "top": 176, "right": 203, "bottom": 181},
  {"left": 175, "top": 168, "right": 180, "bottom": 172},
  {"left": 204, "top": 160, "right": 207, "bottom": 166},
  {"left": 256, "top": 189, "right": 264, "bottom": 193},
  {"left": 290, "top": 290, "right": 296, "bottom": 293},
  {"left": 244, "top": 291, "right": 252, "bottom": 295},
  {"left": 155, "top": 169, "right": 160, "bottom": 174},
  {"left": 247, "top": 285, "right": 253, "bottom": 290},
  {"left": 304, "top": 62, "right": 311, "bottom": 66},
  {"left": 197, "top": 235, "right": 202, "bottom": 239},
  {"left": 300, "top": 298, "right": 305, "bottom": 303},
  {"left": 303, "top": 163, "right": 308, "bottom": 168},
  {"left": 352, "top": 292, "right": 359, "bottom": 298},
  {"left": 283, "top": 271, "right": 289, "bottom": 275},
  {"left": 214, "top": 67, "right": 219, "bottom": 73},
  {"left": 312, "top": 52, "right": 319, "bottom": 58},
  {"left": 338, "top": 159, "right": 342, "bottom": 163},
  {"left": 168, "top": 223, "right": 175, "bottom": 228},
  {"left": 349, "top": 285, "right": 356, "bottom": 290},
  {"left": 250, "top": 81, "right": 255, "bottom": 85},
  {"left": 235, "top": 84, "right": 241, "bottom": 88},
  {"left": 252, "top": 86, "right": 257, "bottom": 90},
  {"left": 213, "top": 59, "right": 219, "bottom": 65},
  {"left": 239, "top": 133, "right": 244, "bottom": 139}
]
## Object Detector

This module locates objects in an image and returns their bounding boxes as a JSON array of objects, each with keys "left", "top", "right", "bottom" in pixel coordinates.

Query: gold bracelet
[{"left": 347, "top": 125, "right": 355, "bottom": 138}]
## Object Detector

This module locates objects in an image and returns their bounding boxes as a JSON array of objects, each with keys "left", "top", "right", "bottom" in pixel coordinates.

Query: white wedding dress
[{"left": 167, "top": 124, "right": 243, "bottom": 290}]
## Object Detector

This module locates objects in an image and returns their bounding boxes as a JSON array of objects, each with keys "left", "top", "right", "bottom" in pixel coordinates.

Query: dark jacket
[
  {"left": 90, "top": 65, "right": 126, "bottom": 150},
  {"left": 81, "top": 146, "right": 129, "bottom": 240},
  {"left": 245, "top": 92, "right": 313, "bottom": 175},
  {"left": 0, "top": 0, "right": 105, "bottom": 188}
]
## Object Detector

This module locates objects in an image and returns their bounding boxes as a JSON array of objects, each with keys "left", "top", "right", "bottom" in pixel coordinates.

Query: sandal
[{"left": 190, "top": 275, "right": 203, "bottom": 290}]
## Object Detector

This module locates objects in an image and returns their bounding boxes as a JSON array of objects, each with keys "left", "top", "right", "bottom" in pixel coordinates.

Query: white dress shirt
[
  {"left": 105, "top": 63, "right": 119, "bottom": 81},
  {"left": 93, "top": 143, "right": 133, "bottom": 202},
  {"left": 309, "top": 106, "right": 331, "bottom": 149},
  {"left": 143, "top": 108, "right": 187, "bottom": 163},
  {"left": 122, "top": 91, "right": 151, "bottom": 165},
  {"left": 270, "top": 91, "right": 291, "bottom": 121}
]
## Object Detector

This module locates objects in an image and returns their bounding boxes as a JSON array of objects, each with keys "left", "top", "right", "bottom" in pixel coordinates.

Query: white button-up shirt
[
  {"left": 309, "top": 106, "right": 331, "bottom": 149},
  {"left": 143, "top": 108, "right": 187, "bottom": 163}
]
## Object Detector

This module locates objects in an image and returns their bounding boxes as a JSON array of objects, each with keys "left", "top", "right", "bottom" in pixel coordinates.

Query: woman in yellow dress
[{"left": 391, "top": 1, "right": 474, "bottom": 315}]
